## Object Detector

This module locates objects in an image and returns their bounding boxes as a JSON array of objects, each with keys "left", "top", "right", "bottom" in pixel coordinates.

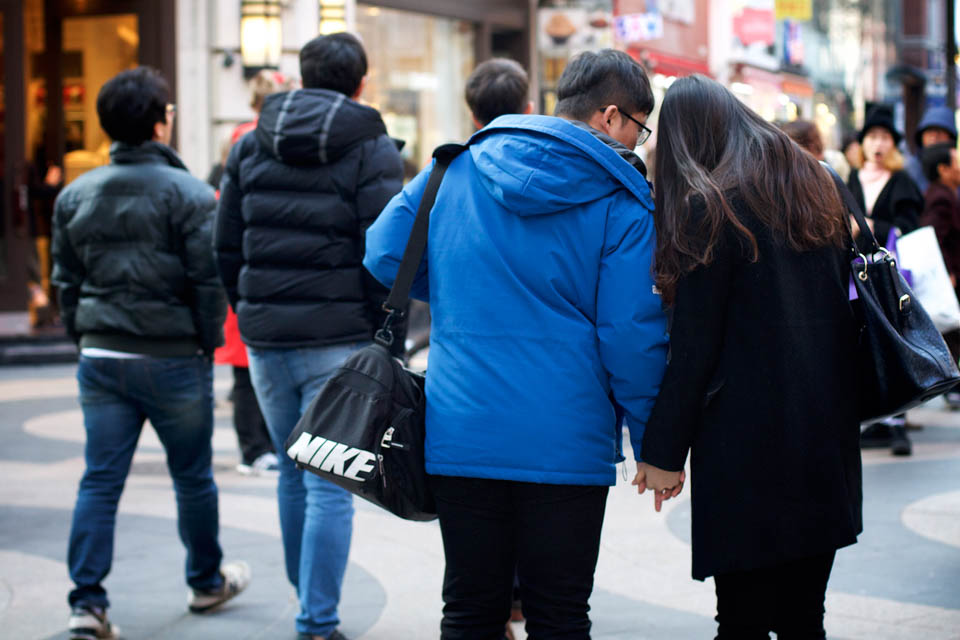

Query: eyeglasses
[{"left": 600, "top": 106, "right": 652, "bottom": 146}]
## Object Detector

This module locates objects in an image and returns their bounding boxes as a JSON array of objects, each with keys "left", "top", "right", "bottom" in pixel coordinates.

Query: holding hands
[{"left": 632, "top": 462, "right": 685, "bottom": 512}]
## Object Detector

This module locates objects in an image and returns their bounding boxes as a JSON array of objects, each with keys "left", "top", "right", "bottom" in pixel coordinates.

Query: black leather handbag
[
  {"left": 283, "top": 143, "right": 467, "bottom": 521},
  {"left": 826, "top": 165, "right": 960, "bottom": 421}
]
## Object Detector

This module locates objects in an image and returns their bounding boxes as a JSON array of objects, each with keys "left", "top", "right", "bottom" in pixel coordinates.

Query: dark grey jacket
[
  {"left": 214, "top": 89, "right": 404, "bottom": 348},
  {"left": 52, "top": 142, "right": 226, "bottom": 356}
]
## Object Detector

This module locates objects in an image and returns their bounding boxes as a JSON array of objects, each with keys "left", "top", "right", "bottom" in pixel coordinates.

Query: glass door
[{"left": 58, "top": 14, "right": 138, "bottom": 185}]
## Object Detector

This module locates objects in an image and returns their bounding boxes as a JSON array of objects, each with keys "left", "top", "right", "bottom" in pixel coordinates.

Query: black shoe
[
  {"left": 860, "top": 422, "right": 892, "bottom": 448},
  {"left": 891, "top": 425, "right": 912, "bottom": 456},
  {"left": 945, "top": 391, "right": 960, "bottom": 410},
  {"left": 297, "top": 632, "right": 348, "bottom": 640}
]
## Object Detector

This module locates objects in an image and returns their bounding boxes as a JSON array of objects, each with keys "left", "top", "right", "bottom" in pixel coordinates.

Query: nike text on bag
[
  {"left": 283, "top": 143, "right": 467, "bottom": 521},
  {"left": 285, "top": 342, "right": 435, "bottom": 520}
]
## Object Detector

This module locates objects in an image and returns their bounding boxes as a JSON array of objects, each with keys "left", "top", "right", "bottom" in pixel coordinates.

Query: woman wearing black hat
[{"left": 848, "top": 105, "right": 923, "bottom": 456}]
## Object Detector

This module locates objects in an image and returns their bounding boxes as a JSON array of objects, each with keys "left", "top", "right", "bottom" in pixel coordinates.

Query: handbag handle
[
  {"left": 820, "top": 161, "right": 881, "bottom": 255},
  {"left": 376, "top": 143, "right": 468, "bottom": 347}
]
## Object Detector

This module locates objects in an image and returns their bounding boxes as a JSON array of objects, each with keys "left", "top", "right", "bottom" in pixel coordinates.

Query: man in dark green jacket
[{"left": 52, "top": 67, "right": 248, "bottom": 640}]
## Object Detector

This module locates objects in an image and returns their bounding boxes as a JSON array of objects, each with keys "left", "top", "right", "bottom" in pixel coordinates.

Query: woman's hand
[{"left": 632, "top": 462, "right": 685, "bottom": 512}]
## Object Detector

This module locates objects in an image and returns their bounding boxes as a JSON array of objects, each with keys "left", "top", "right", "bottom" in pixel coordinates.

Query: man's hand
[{"left": 632, "top": 462, "right": 685, "bottom": 512}]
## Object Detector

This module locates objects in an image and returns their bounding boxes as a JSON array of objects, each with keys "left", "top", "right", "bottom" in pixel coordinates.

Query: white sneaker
[
  {"left": 69, "top": 605, "right": 120, "bottom": 639},
  {"left": 188, "top": 561, "right": 251, "bottom": 613},
  {"left": 251, "top": 452, "right": 279, "bottom": 475},
  {"left": 237, "top": 452, "right": 279, "bottom": 476}
]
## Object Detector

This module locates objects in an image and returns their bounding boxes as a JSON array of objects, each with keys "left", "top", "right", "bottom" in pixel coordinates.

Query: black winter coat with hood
[
  {"left": 52, "top": 142, "right": 226, "bottom": 356},
  {"left": 215, "top": 88, "right": 404, "bottom": 348}
]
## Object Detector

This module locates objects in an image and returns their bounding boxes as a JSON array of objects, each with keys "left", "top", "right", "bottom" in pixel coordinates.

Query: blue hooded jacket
[
  {"left": 906, "top": 106, "right": 959, "bottom": 193},
  {"left": 364, "top": 115, "right": 668, "bottom": 485}
]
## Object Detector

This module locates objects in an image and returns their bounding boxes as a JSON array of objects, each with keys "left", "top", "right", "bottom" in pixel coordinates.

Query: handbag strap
[
  {"left": 376, "top": 143, "right": 468, "bottom": 347},
  {"left": 820, "top": 161, "right": 881, "bottom": 255}
]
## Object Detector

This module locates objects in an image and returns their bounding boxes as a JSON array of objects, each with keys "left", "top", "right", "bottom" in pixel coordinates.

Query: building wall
[{"left": 176, "top": 0, "right": 321, "bottom": 178}]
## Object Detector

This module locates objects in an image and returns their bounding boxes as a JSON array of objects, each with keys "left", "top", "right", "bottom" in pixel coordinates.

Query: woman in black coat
[
  {"left": 846, "top": 106, "right": 923, "bottom": 455},
  {"left": 636, "top": 75, "right": 862, "bottom": 639}
]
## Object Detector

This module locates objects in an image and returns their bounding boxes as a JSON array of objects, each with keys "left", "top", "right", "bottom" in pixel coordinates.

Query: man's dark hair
[
  {"left": 465, "top": 58, "right": 529, "bottom": 127},
  {"left": 922, "top": 142, "right": 954, "bottom": 183},
  {"left": 554, "top": 49, "right": 654, "bottom": 121},
  {"left": 96, "top": 67, "right": 169, "bottom": 145},
  {"left": 300, "top": 32, "right": 367, "bottom": 96}
]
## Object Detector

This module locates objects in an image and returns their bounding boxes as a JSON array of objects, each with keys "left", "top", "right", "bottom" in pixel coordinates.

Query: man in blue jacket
[
  {"left": 905, "top": 105, "right": 958, "bottom": 193},
  {"left": 364, "top": 49, "right": 668, "bottom": 639}
]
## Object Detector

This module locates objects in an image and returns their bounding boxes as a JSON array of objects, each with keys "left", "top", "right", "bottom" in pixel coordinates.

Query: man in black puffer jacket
[
  {"left": 53, "top": 67, "right": 249, "bottom": 640},
  {"left": 214, "top": 33, "right": 403, "bottom": 640}
]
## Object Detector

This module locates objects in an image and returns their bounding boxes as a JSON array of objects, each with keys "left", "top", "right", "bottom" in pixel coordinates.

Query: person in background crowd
[
  {"left": 782, "top": 119, "right": 852, "bottom": 183},
  {"left": 921, "top": 141, "right": 960, "bottom": 407},
  {"left": 52, "top": 67, "right": 249, "bottom": 640},
  {"left": 213, "top": 71, "right": 297, "bottom": 477},
  {"left": 365, "top": 49, "right": 667, "bottom": 639},
  {"left": 906, "top": 105, "right": 958, "bottom": 194},
  {"left": 781, "top": 119, "right": 825, "bottom": 160},
  {"left": 26, "top": 161, "right": 63, "bottom": 327},
  {"left": 848, "top": 105, "right": 923, "bottom": 455},
  {"left": 842, "top": 132, "right": 862, "bottom": 173},
  {"left": 639, "top": 74, "right": 860, "bottom": 640},
  {"left": 214, "top": 33, "right": 403, "bottom": 640},
  {"left": 465, "top": 58, "right": 534, "bottom": 129}
]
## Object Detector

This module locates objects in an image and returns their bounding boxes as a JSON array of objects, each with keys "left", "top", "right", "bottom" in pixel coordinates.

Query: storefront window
[
  {"left": 20, "top": 6, "right": 137, "bottom": 325},
  {"left": 60, "top": 14, "right": 138, "bottom": 184},
  {"left": 357, "top": 4, "right": 475, "bottom": 172}
]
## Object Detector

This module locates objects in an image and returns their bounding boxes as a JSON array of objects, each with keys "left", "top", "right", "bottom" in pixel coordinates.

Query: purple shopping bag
[{"left": 850, "top": 227, "right": 912, "bottom": 299}]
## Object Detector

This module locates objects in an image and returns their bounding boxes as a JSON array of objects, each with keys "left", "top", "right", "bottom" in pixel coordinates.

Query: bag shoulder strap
[
  {"left": 820, "top": 161, "right": 880, "bottom": 254},
  {"left": 376, "top": 143, "right": 468, "bottom": 347}
]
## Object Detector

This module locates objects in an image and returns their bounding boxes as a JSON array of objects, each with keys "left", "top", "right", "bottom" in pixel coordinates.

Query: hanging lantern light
[
  {"left": 318, "top": 0, "right": 348, "bottom": 35},
  {"left": 241, "top": 0, "right": 282, "bottom": 78}
]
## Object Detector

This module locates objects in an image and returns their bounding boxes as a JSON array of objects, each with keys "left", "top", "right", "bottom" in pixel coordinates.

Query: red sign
[{"left": 733, "top": 7, "right": 775, "bottom": 46}]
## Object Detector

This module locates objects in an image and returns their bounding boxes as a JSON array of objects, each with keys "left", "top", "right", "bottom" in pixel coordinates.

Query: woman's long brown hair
[{"left": 652, "top": 75, "right": 847, "bottom": 305}]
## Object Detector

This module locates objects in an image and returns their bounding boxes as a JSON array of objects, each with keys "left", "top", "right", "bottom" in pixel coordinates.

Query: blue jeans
[
  {"left": 247, "top": 343, "right": 363, "bottom": 636},
  {"left": 68, "top": 355, "right": 223, "bottom": 609}
]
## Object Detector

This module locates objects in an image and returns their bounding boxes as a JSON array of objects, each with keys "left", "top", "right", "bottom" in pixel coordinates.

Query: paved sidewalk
[{"left": 1, "top": 364, "right": 959, "bottom": 639}]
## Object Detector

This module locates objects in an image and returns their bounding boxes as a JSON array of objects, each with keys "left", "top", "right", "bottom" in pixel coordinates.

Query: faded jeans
[{"left": 247, "top": 343, "right": 365, "bottom": 636}]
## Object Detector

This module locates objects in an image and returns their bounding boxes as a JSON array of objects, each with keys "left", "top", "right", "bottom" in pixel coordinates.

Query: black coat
[
  {"left": 641, "top": 196, "right": 862, "bottom": 580},
  {"left": 52, "top": 142, "right": 225, "bottom": 355},
  {"left": 215, "top": 89, "right": 404, "bottom": 348},
  {"left": 848, "top": 169, "right": 922, "bottom": 251}
]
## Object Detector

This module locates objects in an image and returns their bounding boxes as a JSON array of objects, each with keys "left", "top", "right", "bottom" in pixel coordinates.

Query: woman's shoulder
[{"left": 888, "top": 170, "right": 923, "bottom": 200}]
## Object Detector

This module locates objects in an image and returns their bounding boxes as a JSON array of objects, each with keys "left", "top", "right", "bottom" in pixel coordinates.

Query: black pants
[
  {"left": 232, "top": 366, "right": 273, "bottom": 464},
  {"left": 714, "top": 551, "right": 836, "bottom": 640},
  {"left": 429, "top": 475, "right": 608, "bottom": 640}
]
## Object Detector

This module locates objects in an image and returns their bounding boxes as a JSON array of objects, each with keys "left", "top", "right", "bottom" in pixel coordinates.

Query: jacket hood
[
  {"left": 255, "top": 88, "right": 388, "bottom": 164},
  {"left": 465, "top": 114, "right": 654, "bottom": 216},
  {"left": 916, "top": 106, "right": 958, "bottom": 147}
]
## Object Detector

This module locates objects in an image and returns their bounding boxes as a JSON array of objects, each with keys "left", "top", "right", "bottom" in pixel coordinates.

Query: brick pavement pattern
[{"left": 1, "top": 364, "right": 959, "bottom": 639}]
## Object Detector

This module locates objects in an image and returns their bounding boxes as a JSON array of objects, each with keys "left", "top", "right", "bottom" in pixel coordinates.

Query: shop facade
[
  {"left": 0, "top": 0, "right": 176, "bottom": 314},
  {"left": 0, "top": 0, "right": 536, "bottom": 317}
]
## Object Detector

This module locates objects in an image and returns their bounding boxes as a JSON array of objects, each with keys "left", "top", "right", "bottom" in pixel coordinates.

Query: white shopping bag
[{"left": 896, "top": 226, "right": 960, "bottom": 333}]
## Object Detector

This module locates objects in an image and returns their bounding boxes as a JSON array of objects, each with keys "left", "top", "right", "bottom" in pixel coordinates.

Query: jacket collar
[
  {"left": 110, "top": 141, "right": 188, "bottom": 171},
  {"left": 564, "top": 119, "right": 649, "bottom": 178},
  {"left": 472, "top": 114, "right": 654, "bottom": 210}
]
